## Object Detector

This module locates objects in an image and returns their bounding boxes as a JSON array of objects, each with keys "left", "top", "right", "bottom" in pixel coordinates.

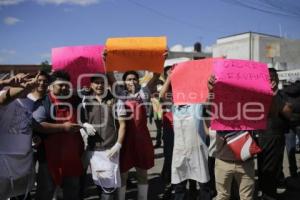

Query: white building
[{"left": 213, "top": 32, "right": 300, "bottom": 81}]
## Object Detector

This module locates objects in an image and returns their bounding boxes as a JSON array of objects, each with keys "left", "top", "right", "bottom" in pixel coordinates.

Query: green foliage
[{"left": 40, "top": 60, "right": 51, "bottom": 73}]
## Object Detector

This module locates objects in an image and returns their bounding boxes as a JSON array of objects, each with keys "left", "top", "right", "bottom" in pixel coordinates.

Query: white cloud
[
  {"left": 35, "top": 0, "right": 101, "bottom": 6},
  {"left": 171, "top": 44, "right": 213, "bottom": 53},
  {"left": 203, "top": 46, "right": 212, "bottom": 53},
  {"left": 3, "top": 16, "right": 21, "bottom": 25},
  {"left": 170, "top": 45, "right": 194, "bottom": 52},
  {"left": 183, "top": 46, "right": 194, "bottom": 52},
  {"left": 0, "top": 0, "right": 24, "bottom": 6},
  {"left": 170, "top": 44, "right": 184, "bottom": 52}
]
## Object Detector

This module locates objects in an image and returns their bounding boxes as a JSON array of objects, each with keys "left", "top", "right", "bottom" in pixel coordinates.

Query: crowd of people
[{"left": 0, "top": 52, "right": 300, "bottom": 200}]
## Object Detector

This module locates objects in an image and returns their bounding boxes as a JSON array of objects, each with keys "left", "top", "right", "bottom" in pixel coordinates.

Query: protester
[
  {"left": 172, "top": 103, "right": 211, "bottom": 200},
  {"left": 283, "top": 80, "right": 300, "bottom": 177},
  {"left": 33, "top": 70, "right": 84, "bottom": 200},
  {"left": 81, "top": 74, "right": 126, "bottom": 200},
  {"left": 160, "top": 71, "right": 211, "bottom": 200},
  {"left": 0, "top": 73, "right": 38, "bottom": 105},
  {"left": 30, "top": 71, "right": 51, "bottom": 164},
  {"left": 207, "top": 75, "right": 256, "bottom": 200},
  {"left": 256, "top": 68, "right": 293, "bottom": 200},
  {"left": 0, "top": 73, "right": 39, "bottom": 199},
  {"left": 203, "top": 108, "right": 218, "bottom": 198},
  {"left": 107, "top": 70, "right": 159, "bottom": 200},
  {"left": 159, "top": 65, "right": 175, "bottom": 199},
  {"left": 149, "top": 80, "right": 164, "bottom": 148},
  {"left": 10, "top": 71, "right": 51, "bottom": 200},
  {"left": 30, "top": 70, "right": 51, "bottom": 159}
]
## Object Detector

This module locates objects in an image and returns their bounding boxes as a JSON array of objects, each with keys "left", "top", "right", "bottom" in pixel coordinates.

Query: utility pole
[{"left": 249, "top": 31, "right": 252, "bottom": 61}]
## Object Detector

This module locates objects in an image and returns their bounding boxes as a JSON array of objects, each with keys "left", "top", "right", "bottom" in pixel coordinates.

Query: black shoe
[
  {"left": 277, "top": 178, "right": 286, "bottom": 189},
  {"left": 162, "top": 186, "right": 173, "bottom": 200},
  {"left": 261, "top": 193, "right": 277, "bottom": 200},
  {"left": 210, "top": 189, "right": 217, "bottom": 198}
]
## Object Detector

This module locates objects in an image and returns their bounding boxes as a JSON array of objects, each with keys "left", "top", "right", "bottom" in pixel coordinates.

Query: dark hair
[
  {"left": 157, "top": 80, "right": 164, "bottom": 85},
  {"left": 122, "top": 70, "right": 139, "bottom": 82},
  {"left": 39, "top": 70, "right": 51, "bottom": 81},
  {"left": 164, "top": 66, "right": 172, "bottom": 79},
  {"left": 164, "top": 66, "right": 172, "bottom": 74},
  {"left": 269, "top": 68, "right": 279, "bottom": 82},
  {"left": 51, "top": 70, "right": 71, "bottom": 82},
  {"left": 268, "top": 68, "right": 277, "bottom": 74},
  {"left": 90, "top": 74, "right": 105, "bottom": 83}
]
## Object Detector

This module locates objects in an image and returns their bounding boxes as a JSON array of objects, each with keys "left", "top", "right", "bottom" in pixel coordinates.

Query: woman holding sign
[
  {"left": 104, "top": 37, "right": 166, "bottom": 199},
  {"left": 160, "top": 69, "right": 211, "bottom": 200},
  {"left": 107, "top": 70, "right": 159, "bottom": 200}
]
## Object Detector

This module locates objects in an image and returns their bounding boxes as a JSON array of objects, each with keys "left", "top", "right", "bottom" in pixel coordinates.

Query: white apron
[
  {"left": 0, "top": 96, "right": 35, "bottom": 199},
  {"left": 171, "top": 104, "right": 210, "bottom": 184},
  {"left": 0, "top": 98, "right": 34, "bottom": 155}
]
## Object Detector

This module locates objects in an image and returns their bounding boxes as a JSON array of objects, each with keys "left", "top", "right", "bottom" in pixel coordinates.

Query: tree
[{"left": 40, "top": 60, "right": 52, "bottom": 73}]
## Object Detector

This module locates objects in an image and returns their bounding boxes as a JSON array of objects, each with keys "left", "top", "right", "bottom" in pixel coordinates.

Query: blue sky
[{"left": 0, "top": 0, "right": 300, "bottom": 64}]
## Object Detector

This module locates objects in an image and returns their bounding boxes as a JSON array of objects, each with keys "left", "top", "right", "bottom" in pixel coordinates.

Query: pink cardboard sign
[
  {"left": 171, "top": 59, "right": 215, "bottom": 105},
  {"left": 211, "top": 59, "right": 273, "bottom": 130},
  {"left": 52, "top": 45, "right": 105, "bottom": 88}
]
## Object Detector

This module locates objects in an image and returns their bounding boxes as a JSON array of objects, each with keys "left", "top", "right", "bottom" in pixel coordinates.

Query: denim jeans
[{"left": 285, "top": 128, "right": 300, "bottom": 176}]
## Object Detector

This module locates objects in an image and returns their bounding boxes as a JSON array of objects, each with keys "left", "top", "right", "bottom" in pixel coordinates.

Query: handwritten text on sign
[{"left": 211, "top": 59, "right": 273, "bottom": 130}]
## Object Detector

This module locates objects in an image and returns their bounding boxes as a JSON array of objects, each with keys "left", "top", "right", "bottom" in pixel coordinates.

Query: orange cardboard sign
[{"left": 105, "top": 36, "right": 167, "bottom": 73}]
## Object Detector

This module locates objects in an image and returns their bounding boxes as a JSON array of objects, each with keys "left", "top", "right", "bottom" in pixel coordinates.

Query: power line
[
  {"left": 126, "top": 0, "right": 226, "bottom": 33},
  {"left": 263, "top": 0, "right": 300, "bottom": 16},
  {"left": 220, "top": 0, "right": 300, "bottom": 20}
]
